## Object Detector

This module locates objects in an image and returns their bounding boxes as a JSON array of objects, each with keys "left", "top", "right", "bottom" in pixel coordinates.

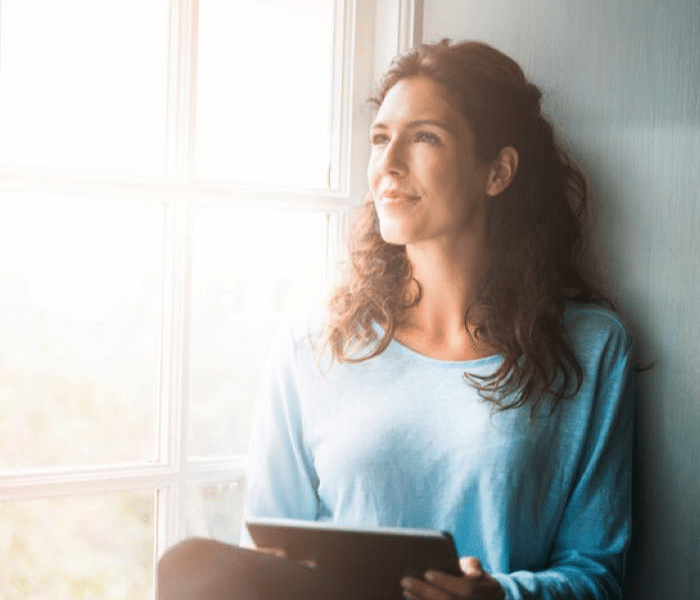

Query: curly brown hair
[{"left": 325, "top": 39, "right": 610, "bottom": 413}]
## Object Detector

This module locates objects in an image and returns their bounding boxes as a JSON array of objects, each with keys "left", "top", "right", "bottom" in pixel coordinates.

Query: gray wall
[{"left": 421, "top": 1, "right": 700, "bottom": 598}]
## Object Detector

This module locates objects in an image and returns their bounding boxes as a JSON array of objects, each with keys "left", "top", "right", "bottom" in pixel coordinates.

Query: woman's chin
[{"left": 378, "top": 226, "right": 414, "bottom": 246}]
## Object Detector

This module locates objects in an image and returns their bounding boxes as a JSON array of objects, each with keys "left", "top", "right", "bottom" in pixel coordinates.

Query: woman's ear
[{"left": 485, "top": 146, "right": 519, "bottom": 197}]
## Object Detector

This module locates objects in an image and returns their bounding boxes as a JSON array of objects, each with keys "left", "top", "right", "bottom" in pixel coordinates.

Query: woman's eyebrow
[{"left": 370, "top": 119, "right": 456, "bottom": 133}]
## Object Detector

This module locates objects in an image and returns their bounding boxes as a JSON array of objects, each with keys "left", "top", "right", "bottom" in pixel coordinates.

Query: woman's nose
[{"left": 380, "top": 139, "right": 408, "bottom": 177}]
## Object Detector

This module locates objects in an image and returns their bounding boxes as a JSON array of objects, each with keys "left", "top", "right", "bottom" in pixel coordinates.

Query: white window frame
[{"left": 0, "top": 0, "right": 422, "bottom": 590}]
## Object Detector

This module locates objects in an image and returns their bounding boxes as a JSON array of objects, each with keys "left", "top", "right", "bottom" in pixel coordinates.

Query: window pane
[
  {"left": 1, "top": 490, "right": 155, "bottom": 600},
  {"left": 196, "top": 0, "right": 336, "bottom": 188},
  {"left": 189, "top": 205, "right": 329, "bottom": 457},
  {"left": 0, "top": 195, "right": 163, "bottom": 469},
  {"left": 0, "top": 0, "right": 169, "bottom": 173},
  {"left": 185, "top": 479, "right": 247, "bottom": 544}
]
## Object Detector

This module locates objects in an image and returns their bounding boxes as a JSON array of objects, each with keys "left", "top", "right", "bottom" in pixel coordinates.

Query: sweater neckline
[
  {"left": 388, "top": 335, "right": 504, "bottom": 368},
  {"left": 370, "top": 321, "right": 503, "bottom": 369}
]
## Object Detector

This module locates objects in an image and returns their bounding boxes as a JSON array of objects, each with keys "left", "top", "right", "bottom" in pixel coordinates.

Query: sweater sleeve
[
  {"left": 492, "top": 329, "right": 634, "bottom": 599},
  {"left": 240, "top": 326, "right": 320, "bottom": 546}
]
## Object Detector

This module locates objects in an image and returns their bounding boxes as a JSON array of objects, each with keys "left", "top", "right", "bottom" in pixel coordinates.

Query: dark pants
[{"left": 157, "top": 538, "right": 357, "bottom": 600}]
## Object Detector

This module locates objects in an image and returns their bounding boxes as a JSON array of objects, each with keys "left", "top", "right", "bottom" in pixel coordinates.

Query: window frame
[{"left": 0, "top": 0, "right": 423, "bottom": 590}]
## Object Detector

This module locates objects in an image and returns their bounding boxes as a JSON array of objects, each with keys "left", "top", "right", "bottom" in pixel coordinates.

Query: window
[{"left": 0, "top": 0, "right": 420, "bottom": 598}]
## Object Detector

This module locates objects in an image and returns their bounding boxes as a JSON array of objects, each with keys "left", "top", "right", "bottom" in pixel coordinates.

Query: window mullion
[
  {"left": 159, "top": 0, "right": 199, "bottom": 553},
  {"left": 373, "top": 0, "right": 422, "bottom": 83},
  {"left": 329, "top": 0, "right": 354, "bottom": 194},
  {"left": 0, "top": 464, "right": 177, "bottom": 501},
  {"left": 154, "top": 192, "right": 192, "bottom": 554},
  {"left": 398, "top": 0, "right": 423, "bottom": 55},
  {"left": 167, "top": 0, "right": 199, "bottom": 181},
  {"left": 152, "top": 194, "right": 184, "bottom": 561},
  {"left": 0, "top": 168, "right": 357, "bottom": 207},
  {"left": 175, "top": 196, "right": 194, "bottom": 542}
]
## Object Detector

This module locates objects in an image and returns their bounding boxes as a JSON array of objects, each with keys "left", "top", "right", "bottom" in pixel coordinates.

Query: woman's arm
[
  {"left": 242, "top": 326, "right": 320, "bottom": 545},
  {"left": 500, "top": 338, "right": 634, "bottom": 599},
  {"left": 401, "top": 320, "right": 634, "bottom": 600},
  {"left": 493, "top": 339, "right": 633, "bottom": 600}
]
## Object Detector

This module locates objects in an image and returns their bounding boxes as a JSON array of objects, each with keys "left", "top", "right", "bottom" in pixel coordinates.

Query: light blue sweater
[{"left": 244, "top": 304, "right": 633, "bottom": 599}]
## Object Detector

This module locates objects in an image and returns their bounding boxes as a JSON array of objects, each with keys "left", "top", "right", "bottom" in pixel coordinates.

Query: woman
[{"left": 159, "top": 40, "right": 633, "bottom": 600}]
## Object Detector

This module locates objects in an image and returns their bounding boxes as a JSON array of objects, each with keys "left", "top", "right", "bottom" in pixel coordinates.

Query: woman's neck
[{"left": 395, "top": 237, "right": 494, "bottom": 361}]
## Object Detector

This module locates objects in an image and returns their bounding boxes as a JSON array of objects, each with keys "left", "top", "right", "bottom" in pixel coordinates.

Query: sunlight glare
[
  {"left": 0, "top": 0, "right": 169, "bottom": 173},
  {"left": 0, "top": 197, "right": 163, "bottom": 322},
  {"left": 196, "top": 0, "right": 335, "bottom": 187}
]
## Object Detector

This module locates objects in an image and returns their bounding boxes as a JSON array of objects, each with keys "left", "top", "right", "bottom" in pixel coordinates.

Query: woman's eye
[
  {"left": 370, "top": 132, "right": 390, "bottom": 145},
  {"left": 416, "top": 131, "right": 440, "bottom": 145}
]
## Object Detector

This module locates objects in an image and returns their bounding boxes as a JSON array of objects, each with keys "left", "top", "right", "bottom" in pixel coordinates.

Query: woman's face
[{"left": 368, "top": 76, "right": 492, "bottom": 249}]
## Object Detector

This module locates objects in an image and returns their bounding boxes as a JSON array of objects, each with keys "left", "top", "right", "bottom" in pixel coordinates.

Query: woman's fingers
[
  {"left": 400, "top": 558, "right": 504, "bottom": 600},
  {"left": 459, "top": 556, "right": 484, "bottom": 577},
  {"left": 425, "top": 570, "right": 476, "bottom": 595},
  {"left": 401, "top": 576, "right": 454, "bottom": 600}
]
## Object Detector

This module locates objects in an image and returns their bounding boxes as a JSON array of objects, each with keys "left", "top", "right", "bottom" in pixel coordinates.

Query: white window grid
[{"left": 0, "top": 0, "right": 422, "bottom": 575}]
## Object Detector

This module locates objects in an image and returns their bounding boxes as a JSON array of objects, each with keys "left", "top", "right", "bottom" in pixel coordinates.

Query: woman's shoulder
[{"left": 563, "top": 302, "right": 632, "bottom": 361}]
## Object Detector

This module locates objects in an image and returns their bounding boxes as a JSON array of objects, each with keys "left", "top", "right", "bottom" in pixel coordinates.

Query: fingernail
[{"left": 425, "top": 571, "right": 437, "bottom": 582}]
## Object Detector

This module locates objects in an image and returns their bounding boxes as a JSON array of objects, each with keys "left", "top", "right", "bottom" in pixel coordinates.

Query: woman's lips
[{"left": 380, "top": 191, "right": 419, "bottom": 204}]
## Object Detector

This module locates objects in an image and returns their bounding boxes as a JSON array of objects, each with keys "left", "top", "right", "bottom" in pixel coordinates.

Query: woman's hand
[{"left": 401, "top": 557, "right": 505, "bottom": 600}]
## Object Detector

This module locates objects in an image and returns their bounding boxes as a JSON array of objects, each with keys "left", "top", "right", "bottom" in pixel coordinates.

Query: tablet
[{"left": 245, "top": 517, "right": 461, "bottom": 600}]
